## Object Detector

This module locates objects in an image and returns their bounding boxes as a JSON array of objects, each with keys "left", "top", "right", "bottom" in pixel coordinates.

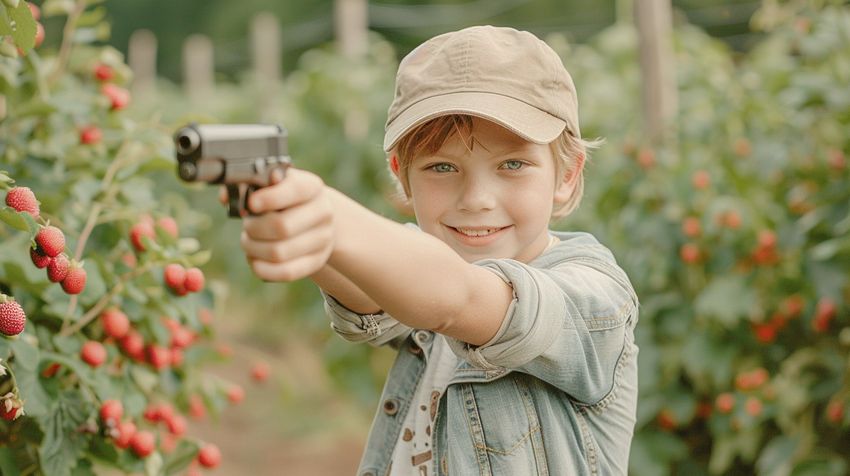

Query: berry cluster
[
  {"left": 0, "top": 294, "right": 26, "bottom": 338},
  {"left": 5, "top": 187, "right": 88, "bottom": 295}
]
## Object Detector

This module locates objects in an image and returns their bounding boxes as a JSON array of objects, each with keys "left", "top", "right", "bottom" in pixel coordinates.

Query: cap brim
[{"left": 383, "top": 91, "right": 567, "bottom": 152}]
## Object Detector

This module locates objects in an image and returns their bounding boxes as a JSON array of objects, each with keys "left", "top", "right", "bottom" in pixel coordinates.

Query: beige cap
[{"left": 383, "top": 25, "right": 580, "bottom": 152}]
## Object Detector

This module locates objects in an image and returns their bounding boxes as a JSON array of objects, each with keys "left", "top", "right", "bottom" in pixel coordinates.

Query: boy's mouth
[{"left": 446, "top": 225, "right": 511, "bottom": 241}]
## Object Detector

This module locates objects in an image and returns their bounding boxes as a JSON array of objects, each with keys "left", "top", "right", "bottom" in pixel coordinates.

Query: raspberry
[
  {"left": 129, "top": 430, "right": 155, "bottom": 458},
  {"left": 30, "top": 247, "right": 51, "bottom": 268},
  {"left": 28, "top": 2, "right": 41, "bottom": 21},
  {"left": 61, "top": 265, "right": 87, "bottom": 295},
  {"left": 79, "top": 125, "right": 102, "bottom": 145},
  {"left": 0, "top": 403, "right": 22, "bottom": 421},
  {"left": 47, "top": 253, "right": 70, "bottom": 282},
  {"left": 156, "top": 216, "right": 179, "bottom": 238},
  {"left": 184, "top": 267, "right": 205, "bottom": 293},
  {"left": 100, "top": 399, "right": 124, "bottom": 426},
  {"left": 715, "top": 392, "right": 735, "bottom": 414},
  {"left": 0, "top": 297, "right": 26, "bottom": 337},
  {"left": 93, "top": 63, "right": 114, "bottom": 82},
  {"left": 146, "top": 344, "right": 170, "bottom": 370},
  {"left": 113, "top": 420, "right": 137, "bottom": 449},
  {"left": 101, "top": 308, "right": 130, "bottom": 339},
  {"left": 129, "top": 221, "right": 156, "bottom": 252},
  {"left": 226, "top": 385, "right": 244, "bottom": 404},
  {"left": 163, "top": 264, "right": 186, "bottom": 291},
  {"left": 120, "top": 331, "right": 145, "bottom": 361},
  {"left": 166, "top": 414, "right": 187, "bottom": 437},
  {"left": 102, "top": 84, "right": 131, "bottom": 111},
  {"left": 197, "top": 443, "right": 221, "bottom": 468},
  {"left": 35, "top": 226, "right": 65, "bottom": 257},
  {"left": 5, "top": 186, "right": 40, "bottom": 218},
  {"left": 188, "top": 395, "right": 206, "bottom": 421},
  {"left": 251, "top": 361, "right": 270, "bottom": 383},
  {"left": 170, "top": 326, "right": 194, "bottom": 349},
  {"left": 81, "top": 340, "right": 106, "bottom": 367}
]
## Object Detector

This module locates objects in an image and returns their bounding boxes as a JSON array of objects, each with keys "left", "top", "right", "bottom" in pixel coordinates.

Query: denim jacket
[{"left": 324, "top": 231, "right": 640, "bottom": 476}]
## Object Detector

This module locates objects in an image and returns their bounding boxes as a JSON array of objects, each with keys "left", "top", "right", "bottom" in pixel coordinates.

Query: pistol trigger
[{"left": 226, "top": 184, "right": 242, "bottom": 218}]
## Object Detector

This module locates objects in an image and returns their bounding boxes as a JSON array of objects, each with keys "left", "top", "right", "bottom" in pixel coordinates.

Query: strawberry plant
[{"left": 0, "top": 1, "right": 250, "bottom": 474}]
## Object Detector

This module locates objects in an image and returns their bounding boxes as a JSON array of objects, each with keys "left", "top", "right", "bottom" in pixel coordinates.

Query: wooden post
[
  {"left": 128, "top": 29, "right": 157, "bottom": 97},
  {"left": 251, "top": 12, "right": 281, "bottom": 120},
  {"left": 251, "top": 12, "right": 281, "bottom": 84},
  {"left": 182, "top": 34, "right": 214, "bottom": 102},
  {"left": 334, "top": 0, "right": 368, "bottom": 59},
  {"left": 634, "top": 0, "right": 677, "bottom": 145}
]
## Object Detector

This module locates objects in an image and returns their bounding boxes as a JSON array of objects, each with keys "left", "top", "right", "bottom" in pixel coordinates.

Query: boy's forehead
[{"left": 433, "top": 118, "right": 543, "bottom": 159}]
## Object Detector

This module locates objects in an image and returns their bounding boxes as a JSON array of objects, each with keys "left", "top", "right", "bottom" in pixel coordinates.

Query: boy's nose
[{"left": 457, "top": 177, "right": 496, "bottom": 212}]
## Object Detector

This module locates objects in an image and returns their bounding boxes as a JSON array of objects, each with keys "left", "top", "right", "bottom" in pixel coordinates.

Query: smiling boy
[{"left": 240, "top": 25, "right": 639, "bottom": 475}]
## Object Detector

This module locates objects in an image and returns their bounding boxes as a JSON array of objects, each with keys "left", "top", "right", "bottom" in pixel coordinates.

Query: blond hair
[{"left": 390, "top": 114, "right": 599, "bottom": 218}]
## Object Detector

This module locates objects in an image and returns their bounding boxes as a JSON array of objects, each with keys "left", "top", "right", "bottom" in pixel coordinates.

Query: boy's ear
[{"left": 554, "top": 152, "right": 584, "bottom": 204}]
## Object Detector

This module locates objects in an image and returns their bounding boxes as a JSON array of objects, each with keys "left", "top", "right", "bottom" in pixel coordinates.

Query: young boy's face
[{"left": 405, "top": 117, "right": 573, "bottom": 263}]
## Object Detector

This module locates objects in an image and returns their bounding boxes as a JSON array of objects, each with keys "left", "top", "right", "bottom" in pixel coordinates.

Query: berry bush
[{"left": 1, "top": 2, "right": 245, "bottom": 474}]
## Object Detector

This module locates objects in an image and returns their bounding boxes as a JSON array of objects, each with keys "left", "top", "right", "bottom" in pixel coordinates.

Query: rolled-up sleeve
[
  {"left": 444, "top": 257, "right": 639, "bottom": 404},
  {"left": 322, "top": 290, "right": 413, "bottom": 348}
]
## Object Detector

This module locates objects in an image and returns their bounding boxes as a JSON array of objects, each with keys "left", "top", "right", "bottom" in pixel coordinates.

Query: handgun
[{"left": 174, "top": 123, "right": 292, "bottom": 217}]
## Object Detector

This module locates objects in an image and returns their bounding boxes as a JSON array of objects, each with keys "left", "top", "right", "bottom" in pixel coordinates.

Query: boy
[{"left": 240, "top": 25, "right": 639, "bottom": 475}]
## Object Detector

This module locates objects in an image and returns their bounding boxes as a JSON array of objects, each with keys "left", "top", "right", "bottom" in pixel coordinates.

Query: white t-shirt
[{"left": 390, "top": 334, "right": 457, "bottom": 475}]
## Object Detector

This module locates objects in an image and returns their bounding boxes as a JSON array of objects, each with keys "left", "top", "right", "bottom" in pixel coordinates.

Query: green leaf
[
  {"left": 9, "top": 337, "right": 51, "bottom": 417},
  {"left": 757, "top": 435, "right": 799, "bottom": 476},
  {"left": 0, "top": 447, "right": 21, "bottom": 476},
  {"left": 5, "top": 0, "right": 36, "bottom": 53},
  {"left": 162, "top": 440, "right": 199, "bottom": 476},
  {"left": 694, "top": 275, "right": 756, "bottom": 328},
  {"left": 0, "top": 206, "right": 29, "bottom": 231},
  {"left": 37, "top": 391, "right": 90, "bottom": 476}
]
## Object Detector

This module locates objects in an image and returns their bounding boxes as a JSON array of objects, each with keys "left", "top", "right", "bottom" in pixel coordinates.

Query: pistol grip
[{"left": 226, "top": 184, "right": 246, "bottom": 218}]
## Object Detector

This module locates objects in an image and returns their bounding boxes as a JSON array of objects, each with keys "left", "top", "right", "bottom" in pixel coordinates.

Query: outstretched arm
[{"left": 240, "top": 168, "right": 512, "bottom": 346}]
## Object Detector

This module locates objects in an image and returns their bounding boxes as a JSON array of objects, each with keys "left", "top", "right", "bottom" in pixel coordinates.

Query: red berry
[
  {"left": 680, "top": 243, "right": 701, "bottom": 264},
  {"left": 682, "top": 217, "right": 701, "bottom": 238},
  {"left": 156, "top": 216, "right": 179, "bottom": 238},
  {"left": 27, "top": 2, "right": 41, "bottom": 21},
  {"left": 101, "top": 308, "right": 130, "bottom": 339},
  {"left": 0, "top": 403, "right": 22, "bottom": 421},
  {"left": 114, "top": 420, "right": 137, "bottom": 449},
  {"left": 61, "top": 265, "right": 87, "bottom": 295},
  {"left": 757, "top": 230, "right": 777, "bottom": 249},
  {"left": 715, "top": 393, "right": 735, "bottom": 414},
  {"left": 692, "top": 170, "right": 711, "bottom": 190},
  {"left": 166, "top": 414, "right": 187, "bottom": 436},
  {"left": 5, "top": 186, "right": 40, "bottom": 218},
  {"left": 100, "top": 399, "right": 124, "bottom": 426},
  {"left": 188, "top": 395, "right": 206, "bottom": 420},
  {"left": 30, "top": 247, "right": 51, "bottom": 268},
  {"left": 721, "top": 211, "right": 741, "bottom": 229},
  {"left": 41, "top": 362, "right": 61, "bottom": 378},
  {"left": 156, "top": 402, "right": 174, "bottom": 423},
  {"left": 656, "top": 409, "right": 677, "bottom": 430},
  {"left": 79, "top": 125, "right": 102, "bottom": 145},
  {"left": 782, "top": 294, "right": 805, "bottom": 318},
  {"left": 102, "top": 83, "right": 130, "bottom": 111},
  {"left": 129, "top": 221, "right": 155, "bottom": 252},
  {"left": 146, "top": 344, "right": 170, "bottom": 370},
  {"left": 130, "top": 430, "right": 155, "bottom": 458},
  {"left": 227, "top": 385, "right": 244, "bottom": 404},
  {"left": 636, "top": 148, "right": 655, "bottom": 169},
  {"left": 197, "top": 444, "right": 221, "bottom": 468},
  {"left": 120, "top": 331, "right": 145, "bottom": 361},
  {"left": 81, "top": 340, "right": 106, "bottom": 367},
  {"left": 93, "top": 63, "right": 114, "bottom": 82},
  {"left": 745, "top": 397, "right": 763, "bottom": 417},
  {"left": 0, "top": 297, "right": 26, "bottom": 337},
  {"left": 170, "top": 326, "right": 194, "bottom": 349},
  {"left": 36, "top": 226, "right": 65, "bottom": 257},
  {"left": 184, "top": 267, "right": 205, "bottom": 293},
  {"left": 163, "top": 264, "right": 186, "bottom": 291},
  {"left": 34, "top": 22, "right": 44, "bottom": 48},
  {"left": 143, "top": 404, "right": 162, "bottom": 423},
  {"left": 251, "top": 361, "right": 270, "bottom": 383},
  {"left": 47, "top": 253, "right": 70, "bottom": 282},
  {"left": 826, "top": 399, "right": 845, "bottom": 424},
  {"left": 170, "top": 348, "right": 184, "bottom": 367},
  {"left": 752, "top": 322, "right": 777, "bottom": 343}
]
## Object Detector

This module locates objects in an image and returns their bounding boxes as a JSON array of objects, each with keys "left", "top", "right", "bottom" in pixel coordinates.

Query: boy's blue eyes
[{"left": 427, "top": 160, "right": 526, "bottom": 172}]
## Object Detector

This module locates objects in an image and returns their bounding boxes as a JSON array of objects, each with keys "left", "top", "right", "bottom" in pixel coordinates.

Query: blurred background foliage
[{"left": 16, "top": 0, "right": 849, "bottom": 473}]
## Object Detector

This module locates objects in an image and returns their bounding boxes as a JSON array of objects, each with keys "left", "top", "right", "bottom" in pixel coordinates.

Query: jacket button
[
  {"left": 413, "top": 330, "right": 433, "bottom": 345},
  {"left": 383, "top": 398, "right": 400, "bottom": 416}
]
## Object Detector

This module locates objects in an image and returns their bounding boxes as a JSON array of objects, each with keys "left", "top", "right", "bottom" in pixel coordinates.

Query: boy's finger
[
  {"left": 249, "top": 168, "right": 322, "bottom": 213},
  {"left": 242, "top": 198, "right": 331, "bottom": 241}
]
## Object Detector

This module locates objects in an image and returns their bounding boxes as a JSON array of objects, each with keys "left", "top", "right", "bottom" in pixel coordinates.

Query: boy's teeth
[{"left": 456, "top": 227, "right": 499, "bottom": 236}]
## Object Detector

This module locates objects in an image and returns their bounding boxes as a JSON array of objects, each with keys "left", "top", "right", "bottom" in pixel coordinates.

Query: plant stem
[
  {"left": 47, "top": 0, "right": 87, "bottom": 87},
  {"left": 59, "top": 263, "right": 154, "bottom": 337}
]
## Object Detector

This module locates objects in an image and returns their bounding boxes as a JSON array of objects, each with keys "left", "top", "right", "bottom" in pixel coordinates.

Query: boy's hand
[{"left": 238, "top": 168, "right": 335, "bottom": 282}]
